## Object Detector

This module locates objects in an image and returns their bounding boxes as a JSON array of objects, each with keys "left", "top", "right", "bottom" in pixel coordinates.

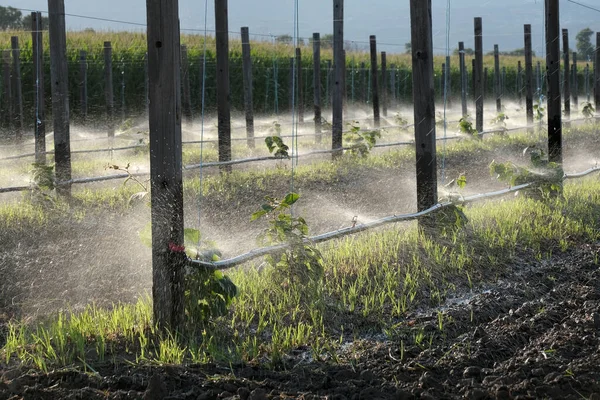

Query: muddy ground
[{"left": 1, "top": 242, "right": 599, "bottom": 399}]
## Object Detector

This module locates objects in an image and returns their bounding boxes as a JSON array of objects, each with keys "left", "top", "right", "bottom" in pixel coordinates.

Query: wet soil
[{"left": 1, "top": 242, "right": 599, "bottom": 399}]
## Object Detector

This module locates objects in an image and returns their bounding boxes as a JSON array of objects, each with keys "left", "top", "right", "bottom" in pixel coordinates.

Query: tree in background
[
  {"left": 0, "top": 6, "right": 49, "bottom": 30},
  {"left": 0, "top": 6, "right": 22, "bottom": 30},
  {"left": 576, "top": 28, "right": 594, "bottom": 61}
]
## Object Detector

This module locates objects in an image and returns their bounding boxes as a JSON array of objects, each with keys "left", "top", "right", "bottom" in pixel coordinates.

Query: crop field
[{"left": 1, "top": 1, "right": 600, "bottom": 399}]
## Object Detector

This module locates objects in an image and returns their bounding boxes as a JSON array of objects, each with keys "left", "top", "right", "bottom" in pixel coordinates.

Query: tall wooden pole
[
  {"left": 2, "top": 51, "right": 12, "bottom": 130},
  {"left": 215, "top": 0, "right": 231, "bottom": 172},
  {"left": 381, "top": 51, "right": 387, "bottom": 117},
  {"left": 332, "top": 0, "right": 344, "bottom": 157},
  {"left": 369, "top": 35, "right": 380, "bottom": 128},
  {"left": 494, "top": 44, "right": 501, "bottom": 113},
  {"left": 10, "top": 37, "right": 23, "bottom": 140},
  {"left": 596, "top": 33, "right": 600, "bottom": 117},
  {"left": 313, "top": 32, "right": 322, "bottom": 144},
  {"left": 104, "top": 41, "right": 114, "bottom": 137},
  {"left": 241, "top": 27, "right": 254, "bottom": 148},
  {"left": 459, "top": 42, "right": 467, "bottom": 118},
  {"left": 181, "top": 44, "right": 193, "bottom": 123},
  {"left": 48, "top": 0, "right": 72, "bottom": 197},
  {"left": 572, "top": 52, "right": 578, "bottom": 110},
  {"left": 79, "top": 50, "right": 88, "bottom": 123},
  {"left": 410, "top": 0, "right": 437, "bottom": 212},
  {"left": 32, "top": 12, "right": 46, "bottom": 164},
  {"left": 525, "top": 24, "right": 534, "bottom": 130},
  {"left": 562, "top": 29, "right": 570, "bottom": 123},
  {"left": 146, "top": 0, "right": 185, "bottom": 332},
  {"left": 296, "top": 47, "right": 304, "bottom": 124},
  {"left": 474, "top": 17, "right": 484, "bottom": 133},
  {"left": 545, "top": 0, "right": 561, "bottom": 164}
]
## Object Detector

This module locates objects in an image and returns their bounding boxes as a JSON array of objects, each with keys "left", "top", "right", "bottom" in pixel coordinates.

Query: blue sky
[{"left": 1, "top": 0, "right": 598, "bottom": 56}]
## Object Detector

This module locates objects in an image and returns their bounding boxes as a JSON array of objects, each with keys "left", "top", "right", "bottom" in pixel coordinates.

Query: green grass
[{"left": 2, "top": 175, "right": 600, "bottom": 369}]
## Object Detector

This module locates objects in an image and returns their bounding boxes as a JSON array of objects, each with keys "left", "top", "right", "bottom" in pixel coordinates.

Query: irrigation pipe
[
  {"left": 0, "top": 144, "right": 145, "bottom": 162},
  {"left": 189, "top": 165, "right": 600, "bottom": 271}
]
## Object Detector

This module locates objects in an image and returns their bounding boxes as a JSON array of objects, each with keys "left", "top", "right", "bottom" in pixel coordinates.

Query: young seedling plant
[
  {"left": 457, "top": 115, "right": 478, "bottom": 137},
  {"left": 343, "top": 121, "right": 381, "bottom": 157},
  {"left": 251, "top": 193, "right": 324, "bottom": 292},
  {"left": 491, "top": 112, "right": 509, "bottom": 134},
  {"left": 582, "top": 102, "right": 595, "bottom": 121},
  {"left": 265, "top": 136, "right": 290, "bottom": 159}
]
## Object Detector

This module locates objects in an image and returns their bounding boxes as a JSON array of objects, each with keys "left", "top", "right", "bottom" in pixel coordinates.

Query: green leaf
[
  {"left": 184, "top": 228, "right": 201, "bottom": 245},
  {"left": 283, "top": 192, "right": 300, "bottom": 206},
  {"left": 251, "top": 210, "right": 268, "bottom": 221},
  {"left": 265, "top": 137, "right": 275, "bottom": 152},
  {"left": 457, "top": 175, "right": 467, "bottom": 189}
]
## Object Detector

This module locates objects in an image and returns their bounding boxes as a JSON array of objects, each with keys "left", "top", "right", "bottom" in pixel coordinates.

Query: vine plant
[
  {"left": 251, "top": 193, "right": 324, "bottom": 291},
  {"left": 343, "top": 121, "right": 381, "bottom": 157}
]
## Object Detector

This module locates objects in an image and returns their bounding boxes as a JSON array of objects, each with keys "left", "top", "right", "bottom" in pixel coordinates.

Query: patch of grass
[{"left": 3, "top": 177, "right": 600, "bottom": 369}]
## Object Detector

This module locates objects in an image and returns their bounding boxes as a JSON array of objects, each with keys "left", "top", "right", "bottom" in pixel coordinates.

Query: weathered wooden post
[
  {"left": 381, "top": 51, "right": 387, "bottom": 117},
  {"left": 546, "top": 0, "right": 561, "bottom": 164},
  {"left": 562, "top": 29, "right": 570, "bottom": 124},
  {"left": 459, "top": 42, "right": 467, "bottom": 118},
  {"left": 517, "top": 60, "right": 523, "bottom": 106},
  {"left": 181, "top": 45, "right": 193, "bottom": 123},
  {"left": 572, "top": 52, "right": 578, "bottom": 110},
  {"left": 313, "top": 33, "right": 322, "bottom": 144},
  {"left": 472, "top": 58, "right": 476, "bottom": 101},
  {"left": 32, "top": 12, "right": 46, "bottom": 164},
  {"left": 494, "top": 44, "right": 501, "bottom": 113},
  {"left": 48, "top": 0, "right": 72, "bottom": 197},
  {"left": 79, "top": 50, "right": 88, "bottom": 122},
  {"left": 104, "top": 41, "right": 115, "bottom": 137},
  {"left": 411, "top": 0, "right": 437, "bottom": 214},
  {"left": 474, "top": 17, "right": 484, "bottom": 133},
  {"left": 369, "top": 35, "right": 380, "bottom": 128},
  {"left": 585, "top": 64, "right": 590, "bottom": 102},
  {"left": 241, "top": 27, "right": 254, "bottom": 148},
  {"left": 296, "top": 47, "right": 304, "bottom": 124},
  {"left": 2, "top": 51, "right": 12, "bottom": 130},
  {"left": 525, "top": 24, "right": 534, "bottom": 131},
  {"left": 332, "top": 0, "right": 344, "bottom": 158},
  {"left": 445, "top": 55, "right": 452, "bottom": 107},
  {"left": 215, "top": 0, "right": 231, "bottom": 172},
  {"left": 594, "top": 32, "right": 600, "bottom": 119},
  {"left": 146, "top": 0, "right": 185, "bottom": 332},
  {"left": 10, "top": 37, "right": 23, "bottom": 140}
]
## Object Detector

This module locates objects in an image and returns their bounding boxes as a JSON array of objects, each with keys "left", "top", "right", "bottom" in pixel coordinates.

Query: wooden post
[
  {"left": 369, "top": 35, "right": 380, "bottom": 128},
  {"left": 471, "top": 58, "right": 476, "bottom": 102},
  {"left": 445, "top": 55, "right": 452, "bottom": 107},
  {"left": 494, "top": 44, "right": 501, "bottom": 113},
  {"left": 240, "top": 27, "right": 254, "bottom": 148},
  {"left": 146, "top": 0, "right": 185, "bottom": 332},
  {"left": 313, "top": 33, "right": 322, "bottom": 143},
  {"left": 215, "top": 0, "right": 231, "bottom": 172},
  {"left": 562, "top": 29, "right": 570, "bottom": 123},
  {"left": 441, "top": 63, "right": 446, "bottom": 102},
  {"left": 2, "top": 51, "right": 12, "bottom": 130},
  {"left": 410, "top": 0, "right": 437, "bottom": 212},
  {"left": 525, "top": 24, "right": 534, "bottom": 129},
  {"left": 360, "top": 61, "right": 366, "bottom": 105},
  {"left": 79, "top": 50, "right": 88, "bottom": 122},
  {"left": 545, "top": 0, "right": 561, "bottom": 164},
  {"left": 32, "top": 12, "right": 46, "bottom": 164},
  {"left": 48, "top": 0, "right": 72, "bottom": 197},
  {"left": 10, "top": 37, "right": 23, "bottom": 140},
  {"left": 459, "top": 42, "right": 467, "bottom": 117},
  {"left": 596, "top": 33, "right": 600, "bottom": 116},
  {"left": 474, "top": 17, "right": 484, "bottom": 133},
  {"left": 517, "top": 60, "right": 523, "bottom": 106},
  {"left": 332, "top": 0, "right": 344, "bottom": 157},
  {"left": 381, "top": 51, "right": 387, "bottom": 117},
  {"left": 288, "top": 57, "right": 294, "bottom": 111},
  {"left": 585, "top": 63, "right": 590, "bottom": 102},
  {"left": 572, "top": 52, "right": 578, "bottom": 110},
  {"left": 296, "top": 47, "right": 304, "bottom": 124},
  {"left": 181, "top": 44, "right": 193, "bottom": 123},
  {"left": 104, "top": 41, "right": 114, "bottom": 137}
]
